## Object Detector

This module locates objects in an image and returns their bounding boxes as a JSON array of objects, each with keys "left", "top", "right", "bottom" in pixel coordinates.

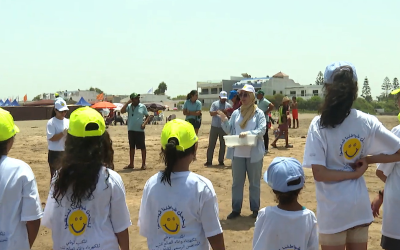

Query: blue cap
[
  {"left": 324, "top": 61, "right": 358, "bottom": 84},
  {"left": 263, "top": 157, "right": 305, "bottom": 193},
  {"left": 228, "top": 90, "right": 238, "bottom": 100}
]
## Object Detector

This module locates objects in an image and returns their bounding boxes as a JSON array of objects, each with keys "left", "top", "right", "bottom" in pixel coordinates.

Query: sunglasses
[{"left": 239, "top": 92, "right": 249, "bottom": 98}]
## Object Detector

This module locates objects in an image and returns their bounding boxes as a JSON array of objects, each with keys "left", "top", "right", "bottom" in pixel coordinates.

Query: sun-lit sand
[{"left": 11, "top": 111, "right": 397, "bottom": 250}]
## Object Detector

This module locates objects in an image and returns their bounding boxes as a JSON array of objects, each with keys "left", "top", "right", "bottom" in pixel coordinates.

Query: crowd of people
[{"left": 1, "top": 61, "right": 400, "bottom": 250}]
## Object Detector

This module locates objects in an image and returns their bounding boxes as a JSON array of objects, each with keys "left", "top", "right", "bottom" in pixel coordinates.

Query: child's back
[{"left": 253, "top": 206, "right": 317, "bottom": 250}]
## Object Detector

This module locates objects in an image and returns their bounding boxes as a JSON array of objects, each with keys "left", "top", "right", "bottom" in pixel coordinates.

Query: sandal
[
  {"left": 123, "top": 165, "right": 134, "bottom": 169},
  {"left": 271, "top": 143, "right": 278, "bottom": 148}
]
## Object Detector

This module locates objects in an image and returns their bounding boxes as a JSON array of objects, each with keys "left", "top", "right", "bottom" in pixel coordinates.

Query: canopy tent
[
  {"left": 10, "top": 100, "right": 20, "bottom": 106},
  {"left": 0, "top": 100, "right": 3, "bottom": 106},
  {"left": 76, "top": 97, "right": 91, "bottom": 106},
  {"left": 3, "top": 99, "right": 11, "bottom": 106}
]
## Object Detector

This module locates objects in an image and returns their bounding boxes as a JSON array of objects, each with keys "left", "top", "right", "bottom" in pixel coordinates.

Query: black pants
[
  {"left": 263, "top": 125, "right": 269, "bottom": 151},
  {"left": 381, "top": 235, "right": 400, "bottom": 250}
]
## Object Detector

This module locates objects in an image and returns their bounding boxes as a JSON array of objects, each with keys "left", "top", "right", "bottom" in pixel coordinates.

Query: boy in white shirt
[
  {"left": 253, "top": 157, "right": 318, "bottom": 250},
  {"left": 0, "top": 108, "right": 43, "bottom": 250}
]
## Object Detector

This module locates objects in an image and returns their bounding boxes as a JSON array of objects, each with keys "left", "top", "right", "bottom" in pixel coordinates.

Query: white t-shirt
[
  {"left": 46, "top": 117, "right": 69, "bottom": 151},
  {"left": 42, "top": 167, "right": 132, "bottom": 250},
  {"left": 377, "top": 125, "right": 400, "bottom": 240},
  {"left": 253, "top": 206, "right": 318, "bottom": 250},
  {"left": 138, "top": 171, "right": 223, "bottom": 250},
  {"left": 303, "top": 109, "right": 400, "bottom": 234},
  {"left": 234, "top": 113, "right": 257, "bottom": 158},
  {"left": 0, "top": 156, "right": 43, "bottom": 250}
]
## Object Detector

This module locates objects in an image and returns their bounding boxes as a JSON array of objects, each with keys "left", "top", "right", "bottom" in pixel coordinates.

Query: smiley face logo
[
  {"left": 159, "top": 211, "right": 181, "bottom": 235},
  {"left": 68, "top": 210, "right": 88, "bottom": 236},
  {"left": 343, "top": 138, "right": 362, "bottom": 160}
]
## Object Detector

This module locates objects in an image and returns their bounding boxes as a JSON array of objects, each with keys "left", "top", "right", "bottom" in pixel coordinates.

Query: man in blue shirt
[
  {"left": 256, "top": 90, "right": 274, "bottom": 154},
  {"left": 121, "top": 93, "right": 152, "bottom": 170},
  {"left": 205, "top": 91, "right": 232, "bottom": 166}
]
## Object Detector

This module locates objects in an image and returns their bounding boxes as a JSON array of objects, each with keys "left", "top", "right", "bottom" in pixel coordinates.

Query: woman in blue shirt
[{"left": 183, "top": 90, "right": 202, "bottom": 160}]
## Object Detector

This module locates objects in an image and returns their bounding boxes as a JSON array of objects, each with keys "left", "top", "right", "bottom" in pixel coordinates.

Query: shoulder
[
  {"left": 231, "top": 109, "right": 240, "bottom": 117},
  {"left": 189, "top": 172, "right": 216, "bottom": 195},
  {"left": 255, "top": 108, "right": 265, "bottom": 116},
  {"left": 47, "top": 118, "right": 54, "bottom": 125},
  {"left": 2, "top": 157, "right": 35, "bottom": 179},
  {"left": 139, "top": 103, "right": 146, "bottom": 108},
  {"left": 303, "top": 208, "right": 317, "bottom": 221},
  {"left": 308, "top": 115, "right": 321, "bottom": 131},
  {"left": 391, "top": 125, "right": 400, "bottom": 136},
  {"left": 196, "top": 100, "right": 202, "bottom": 105}
]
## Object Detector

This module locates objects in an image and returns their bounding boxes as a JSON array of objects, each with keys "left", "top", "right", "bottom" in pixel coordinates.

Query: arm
[
  {"left": 115, "top": 228, "right": 129, "bottom": 250},
  {"left": 220, "top": 110, "right": 236, "bottom": 135},
  {"left": 121, "top": 100, "right": 131, "bottom": 114},
  {"left": 266, "top": 103, "right": 274, "bottom": 114},
  {"left": 208, "top": 234, "right": 225, "bottom": 250},
  {"left": 247, "top": 110, "right": 266, "bottom": 138},
  {"left": 26, "top": 219, "right": 41, "bottom": 248},
  {"left": 376, "top": 169, "right": 387, "bottom": 183},
  {"left": 47, "top": 122, "right": 66, "bottom": 142},
  {"left": 307, "top": 218, "right": 319, "bottom": 250},
  {"left": 311, "top": 164, "right": 365, "bottom": 182},
  {"left": 210, "top": 103, "right": 218, "bottom": 117},
  {"left": 49, "top": 132, "right": 66, "bottom": 142},
  {"left": 365, "top": 149, "right": 400, "bottom": 164}
]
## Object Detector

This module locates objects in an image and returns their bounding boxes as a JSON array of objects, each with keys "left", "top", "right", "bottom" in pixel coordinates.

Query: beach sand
[{"left": 11, "top": 111, "right": 396, "bottom": 250}]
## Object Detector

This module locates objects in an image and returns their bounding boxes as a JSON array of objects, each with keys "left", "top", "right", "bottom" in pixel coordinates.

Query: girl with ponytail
[
  {"left": 303, "top": 62, "right": 400, "bottom": 250},
  {"left": 138, "top": 119, "right": 225, "bottom": 250}
]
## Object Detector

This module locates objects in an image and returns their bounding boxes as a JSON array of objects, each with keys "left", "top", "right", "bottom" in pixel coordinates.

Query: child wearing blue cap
[{"left": 252, "top": 157, "right": 318, "bottom": 250}]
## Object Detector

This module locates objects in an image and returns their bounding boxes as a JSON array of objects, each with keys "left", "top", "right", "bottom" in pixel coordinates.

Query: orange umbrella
[{"left": 91, "top": 101, "right": 117, "bottom": 109}]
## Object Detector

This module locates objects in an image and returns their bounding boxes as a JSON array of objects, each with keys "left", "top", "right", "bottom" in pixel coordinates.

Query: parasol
[{"left": 91, "top": 101, "right": 117, "bottom": 109}]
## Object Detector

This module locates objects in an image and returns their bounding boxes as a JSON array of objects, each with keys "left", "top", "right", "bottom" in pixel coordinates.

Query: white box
[{"left": 223, "top": 135, "right": 257, "bottom": 147}]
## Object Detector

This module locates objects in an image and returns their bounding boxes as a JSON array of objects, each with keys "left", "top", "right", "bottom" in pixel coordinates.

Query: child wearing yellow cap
[
  {"left": 0, "top": 108, "right": 43, "bottom": 250},
  {"left": 42, "top": 107, "right": 131, "bottom": 250},
  {"left": 138, "top": 119, "right": 225, "bottom": 250}
]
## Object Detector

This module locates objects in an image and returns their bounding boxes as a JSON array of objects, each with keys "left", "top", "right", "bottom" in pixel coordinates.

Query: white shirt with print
[
  {"left": 303, "top": 109, "right": 400, "bottom": 234},
  {"left": 42, "top": 167, "right": 132, "bottom": 250},
  {"left": 377, "top": 125, "right": 400, "bottom": 240},
  {"left": 0, "top": 156, "right": 43, "bottom": 250},
  {"left": 253, "top": 206, "right": 318, "bottom": 250},
  {"left": 47, "top": 117, "right": 69, "bottom": 151},
  {"left": 138, "top": 171, "right": 223, "bottom": 250}
]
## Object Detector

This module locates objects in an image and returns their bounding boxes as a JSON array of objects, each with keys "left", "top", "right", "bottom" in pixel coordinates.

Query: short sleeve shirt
[
  {"left": 183, "top": 100, "right": 202, "bottom": 121},
  {"left": 127, "top": 103, "right": 148, "bottom": 132},
  {"left": 210, "top": 100, "right": 232, "bottom": 128},
  {"left": 257, "top": 98, "right": 271, "bottom": 121}
]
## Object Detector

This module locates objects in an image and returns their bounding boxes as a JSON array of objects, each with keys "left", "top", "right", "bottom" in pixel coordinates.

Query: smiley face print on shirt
[
  {"left": 157, "top": 206, "right": 185, "bottom": 235},
  {"left": 340, "top": 134, "right": 364, "bottom": 161},
  {"left": 65, "top": 207, "right": 91, "bottom": 236}
]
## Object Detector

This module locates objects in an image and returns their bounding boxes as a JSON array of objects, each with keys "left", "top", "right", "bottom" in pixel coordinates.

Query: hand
[
  {"left": 63, "top": 128, "right": 69, "bottom": 135},
  {"left": 239, "top": 132, "right": 248, "bottom": 138},
  {"left": 371, "top": 194, "right": 383, "bottom": 217},
  {"left": 141, "top": 123, "right": 146, "bottom": 129},
  {"left": 353, "top": 158, "right": 369, "bottom": 178},
  {"left": 127, "top": 99, "right": 132, "bottom": 104},
  {"left": 217, "top": 110, "right": 228, "bottom": 121}
]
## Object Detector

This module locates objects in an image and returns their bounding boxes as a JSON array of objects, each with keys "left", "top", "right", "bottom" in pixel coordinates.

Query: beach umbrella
[{"left": 91, "top": 101, "right": 117, "bottom": 109}]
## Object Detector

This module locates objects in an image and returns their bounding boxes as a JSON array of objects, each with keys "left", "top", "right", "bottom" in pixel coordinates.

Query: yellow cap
[
  {"left": 0, "top": 108, "right": 20, "bottom": 141},
  {"left": 398, "top": 113, "right": 400, "bottom": 123},
  {"left": 68, "top": 107, "right": 106, "bottom": 137},
  {"left": 391, "top": 89, "right": 400, "bottom": 95},
  {"left": 161, "top": 119, "right": 198, "bottom": 151}
]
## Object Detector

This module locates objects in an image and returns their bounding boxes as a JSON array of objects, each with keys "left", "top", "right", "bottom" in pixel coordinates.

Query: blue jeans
[{"left": 231, "top": 157, "right": 263, "bottom": 213}]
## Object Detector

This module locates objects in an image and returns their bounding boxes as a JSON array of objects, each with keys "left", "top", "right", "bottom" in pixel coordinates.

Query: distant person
[
  {"left": 253, "top": 157, "right": 318, "bottom": 250},
  {"left": 226, "top": 90, "right": 241, "bottom": 118},
  {"left": 256, "top": 90, "right": 274, "bottom": 154},
  {"left": 271, "top": 96, "right": 292, "bottom": 148},
  {"left": 121, "top": 93, "right": 152, "bottom": 170},
  {"left": 114, "top": 111, "right": 124, "bottom": 125},
  {"left": 291, "top": 96, "right": 299, "bottom": 128},
  {"left": 138, "top": 119, "right": 225, "bottom": 250},
  {"left": 42, "top": 107, "right": 131, "bottom": 250},
  {"left": 0, "top": 108, "right": 43, "bottom": 250},
  {"left": 205, "top": 91, "right": 232, "bottom": 166},
  {"left": 183, "top": 90, "right": 202, "bottom": 160},
  {"left": 47, "top": 99, "right": 69, "bottom": 181},
  {"left": 303, "top": 61, "right": 400, "bottom": 250},
  {"left": 217, "top": 84, "right": 266, "bottom": 219}
]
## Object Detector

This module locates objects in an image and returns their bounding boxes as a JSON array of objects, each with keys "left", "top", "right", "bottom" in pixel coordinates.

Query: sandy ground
[{"left": 10, "top": 111, "right": 398, "bottom": 250}]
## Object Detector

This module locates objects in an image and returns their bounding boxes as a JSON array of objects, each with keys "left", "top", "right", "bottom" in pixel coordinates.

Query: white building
[
  {"left": 42, "top": 90, "right": 98, "bottom": 102},
  {"left": 120, "top": 93, "right": 179, "bottom": 110},
  {"left": 197, "top": 77, "right": 243, "bottom": 107}
]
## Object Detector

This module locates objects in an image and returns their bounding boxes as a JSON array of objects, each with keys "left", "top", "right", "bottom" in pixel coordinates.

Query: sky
[{"left": 1, "top": 0, "right": 399, "bottom": 101}]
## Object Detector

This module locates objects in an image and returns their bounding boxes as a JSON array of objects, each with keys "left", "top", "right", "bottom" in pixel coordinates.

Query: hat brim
[
  {"left": 391, "top": 89, "right": 400, "bottom": 95},
  {"left": 220, "top": 96, "right": 227, "bottom": 99},
  {"left": 57, "top": 106, "right": 69, "bottom": 111},
  {"left": 14, "top": 124, "right": 20, "bottom": 134}
]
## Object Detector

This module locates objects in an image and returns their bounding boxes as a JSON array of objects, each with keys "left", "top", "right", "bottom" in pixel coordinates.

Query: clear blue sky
[{"left": 1, "top": 0, "right": 399, "bottom": 101}]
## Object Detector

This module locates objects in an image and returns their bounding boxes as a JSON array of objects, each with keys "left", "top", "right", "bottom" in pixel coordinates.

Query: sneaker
[
  {"left": 251, "top": 211, "right": 258, "bottom": 218},
  {"left": 218, "top": 162, "right": 225, "bottom": 166},
  {"left": 227, "top": 211, "right": 241, "bottom": 219},
  {"left": 204, "top": 162, "right": 212, "bottom": 166}
]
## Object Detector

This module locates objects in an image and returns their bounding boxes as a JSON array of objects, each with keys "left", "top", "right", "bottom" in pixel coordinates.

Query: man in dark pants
[
  {"left": 204, "top": 91, "right": 232, "bottom": 166},
  {"left": 121, "top": 93, "right": 152, "bottom": 170},
  {"left": 256, "top": 90, "right": 274, "bottom": 154}
]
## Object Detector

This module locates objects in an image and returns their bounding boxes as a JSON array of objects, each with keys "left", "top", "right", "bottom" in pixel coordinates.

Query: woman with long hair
[
  {"left": 217, "top": 84, "right": 266, "bottom": 219},
  {"left": 138, "top": 119, "right": 225, "bottom": 250},
  {"left": 183, "top": 90, "right": 202, "bottom": 134},
  {"left": 303, "top": 61, "right": 400, "bottom": 250},
  {"left": 42, "top": 107, "right": 131, "bottom": 250},
  {"left": 0, "top": 108, "right": 43, "bottom": 250},
  {"left": 46, "top": 99, "right": 69, "bottom": 182}
]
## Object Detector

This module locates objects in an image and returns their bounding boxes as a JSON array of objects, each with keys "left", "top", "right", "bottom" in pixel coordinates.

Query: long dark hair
[
  {"left": 319, "top": 66, "right": 358, "bottom": 128},
  {"left": 53, "top": 129, "right": 114, "bottom": 207},
  {"left": 0, "top": 137, "right": 12, "bottom": 156},
  {"left": 159, "top": 137, "right": 196, "bottom": 186},
  {"left": 186, "top": 90, "right": 198, "bottom": 100}
]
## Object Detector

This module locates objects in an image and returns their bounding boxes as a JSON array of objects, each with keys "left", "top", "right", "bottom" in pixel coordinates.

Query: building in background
[
  {"left": 197, "top": 76, "right": 244, "bottom": 107},
  {"left": 42, "top": 90, "right": 98, "bottom": 102}
]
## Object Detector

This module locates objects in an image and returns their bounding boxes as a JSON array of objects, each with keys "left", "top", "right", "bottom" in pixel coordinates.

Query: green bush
[{"left": 352, "top": 98, "right": 376, "bottom": 114}]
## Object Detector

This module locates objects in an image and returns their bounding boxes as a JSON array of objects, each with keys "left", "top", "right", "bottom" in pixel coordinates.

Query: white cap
[
  {"left": 240, "top": 84, "right": 255, "bottom": 94},
  {"left": 55, "top": 99, "right": 69, "bottom": 112},
  {"left": 219, "top": 91, "right": 228, "bottom": 99}
]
